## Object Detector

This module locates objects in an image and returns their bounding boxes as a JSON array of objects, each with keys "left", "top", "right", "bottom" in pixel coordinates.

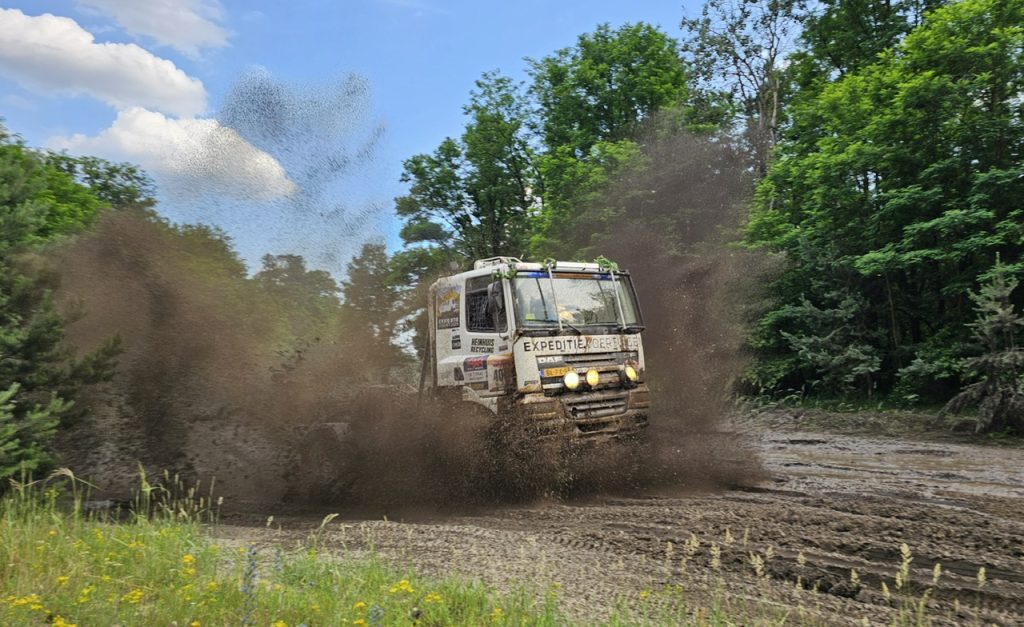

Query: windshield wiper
[{"left": 562, "top": 321, "right": 585, "bottom": 335}]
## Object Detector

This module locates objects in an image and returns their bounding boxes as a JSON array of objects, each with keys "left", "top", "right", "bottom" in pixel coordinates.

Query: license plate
[{"left": 543, "top": 366, "right": 570, "bottom": 378}]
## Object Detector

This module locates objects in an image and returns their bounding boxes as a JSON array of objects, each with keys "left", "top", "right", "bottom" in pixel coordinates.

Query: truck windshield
[{"left": 512, "top": 272, "right": 641, "bottom": 330}]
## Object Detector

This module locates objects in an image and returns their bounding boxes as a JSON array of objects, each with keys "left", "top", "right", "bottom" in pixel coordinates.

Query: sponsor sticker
[
  {"left": 470, "top": 338, "right": 494, "bottom": 353},
  {"left": 463, "top": 356, "right": 487, "bottom": 382},
  {"left": 436, "top": 286, "right": 461, "bottom": 329},
  {"left": 522, "top": 335, "right": 639, "bottom": 353},
  {"left": 487, "top": 354, "right": 513, "bottom": 391}
]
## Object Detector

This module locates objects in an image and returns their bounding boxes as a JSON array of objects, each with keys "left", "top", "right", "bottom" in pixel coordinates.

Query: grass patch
[{"left": 0, "top": 474, "right": 563, "bottom": 626}]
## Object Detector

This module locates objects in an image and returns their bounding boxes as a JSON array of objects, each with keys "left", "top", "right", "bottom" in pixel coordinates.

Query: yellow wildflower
[
  {"left": 189, "top": 622, "right": 201, "bottom": 627},
  {"left": 77, "top": 585, "right": 94, "bottom": 604},
  {"left": 13, "top": 594, "right": 41, "bottom": 607},
  {"left": 56, "top": 576, "right": 70, "bottom": 586},
  {"left": 128, "top": 540, "right": 145, "bottom": 550},
  {"left": 353, "top": 601, "right": 367, "bottom": 611},
  {"left": 490, "top": 607, "right": 505, "bottom": 622},
  {"left": 424, "top": 592, "right": 443, "bottom": 604},
  {"left": 48, "top": 529, "right": 58, "bottom": 537},
  {"left": 271, "top": 621, "right": 288, "bottom": 627},
  {"left": 52, "top": 616, "right": 77, "bottom": 627},
  {"left": 205, "top": 582, "right": 219, "bottom": 592},
  {"left": 121, "top": 589, "right": 144, "bottom": 604},
  {"left": 182, "top": 554, "right": 196, "bottom": 565},
  {"left": 388, "top": 579, "right": 415, "bottom": 593},
  {"left": 352, "top": 620, "right": 367, "bottom": 627},
  {"left": 639, "top": 590, "right": 650, "bottom": 599}
]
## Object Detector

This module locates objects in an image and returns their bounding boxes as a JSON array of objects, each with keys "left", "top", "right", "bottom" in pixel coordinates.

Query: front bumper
[{"left": 520, "top": 384, "right": 650, "bottom": 440}]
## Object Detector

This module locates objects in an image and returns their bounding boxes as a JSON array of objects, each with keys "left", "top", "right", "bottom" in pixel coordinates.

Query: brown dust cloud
[{"left": 49, "top": 78, "right": 764, "bottom": 516}]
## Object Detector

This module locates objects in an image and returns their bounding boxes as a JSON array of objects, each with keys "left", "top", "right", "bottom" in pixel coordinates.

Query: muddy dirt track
[{"left": 215, "top": 422, "right": 1024, "bottom": 625}]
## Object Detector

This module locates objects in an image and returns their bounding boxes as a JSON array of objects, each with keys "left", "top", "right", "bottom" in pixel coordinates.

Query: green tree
[
  {"left": 681, "top": 0, "right": 804, "bottom": 176},
  {"left": 45, "top": 153, "right": 156, "bottom": 209},
  {"left": 745, "top": 0, "right": 1024, "bottom": 400},
  {"left": 941, "top": 258, "right": 1024, "bottom": 432},
  {"left": 254, "top": 254, "right": 341, "bottom": 337},
  {"left": 792, "top": 0, "right": 946, "bottom": 89},
  {"left": 396, "top": 72, "right": 537, "bottom": 263},
  {"left": 527, "top": 22, "right": 701, "bottom": 258},
  {"left": 340, "top": 243, "right": 407, "bottom": 370},
  {"left": 529, "top": 23, "right": 693, "bottom": 156},
  {"left": 0, "top": 126, "right": 119, "bottom": 481}
]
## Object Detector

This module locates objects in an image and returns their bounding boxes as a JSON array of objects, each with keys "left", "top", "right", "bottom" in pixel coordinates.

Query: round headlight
[
  {"left": 563, "top": 371, "right": 580, "bottom": 390},
  {"left": 624, "top": 364, "right": 638, "bottom": 382},
  {"left": 586, "top": 369, "right": 600, "bottom": 388}
]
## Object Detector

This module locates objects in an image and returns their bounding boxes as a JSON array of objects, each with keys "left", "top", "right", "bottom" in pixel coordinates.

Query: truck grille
[
  {"left": 562, "top": 352, "right": 618, "bottom": 368},
  {"left": 563, "top": 392, "right": 629, "bottom": 421}
]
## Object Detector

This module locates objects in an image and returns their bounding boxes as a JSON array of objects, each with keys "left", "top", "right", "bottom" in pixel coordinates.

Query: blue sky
[{"left": 0, "top": 1, "right": 695, "bottom": 273}]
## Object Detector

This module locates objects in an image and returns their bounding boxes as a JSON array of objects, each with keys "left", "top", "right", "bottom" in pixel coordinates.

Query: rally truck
[
  {"left": 294, "top": 256, "right": 650, "bottom": 500},
  {"left": 422, "top": 257, "right": 649, "bottom": 440}
]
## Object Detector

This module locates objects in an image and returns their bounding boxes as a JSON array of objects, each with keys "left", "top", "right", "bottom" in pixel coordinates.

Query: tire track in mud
[{"left": 219, "top": 429, "right": 1024, "bottom": 625}]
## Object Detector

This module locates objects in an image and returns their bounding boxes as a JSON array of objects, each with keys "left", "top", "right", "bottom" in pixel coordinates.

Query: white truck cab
[{"left": 425, "top": 257, "right": 649, "bottom": 440}]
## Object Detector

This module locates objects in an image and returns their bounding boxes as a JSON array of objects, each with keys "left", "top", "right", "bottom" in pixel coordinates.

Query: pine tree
[{"left": 941, "top": 258, "right": 1024, "bottom": 433}]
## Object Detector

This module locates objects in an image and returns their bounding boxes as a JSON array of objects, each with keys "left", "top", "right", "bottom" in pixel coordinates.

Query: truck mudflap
[{"left": 520, "top": 384, "right": 650, "bottom": 440}]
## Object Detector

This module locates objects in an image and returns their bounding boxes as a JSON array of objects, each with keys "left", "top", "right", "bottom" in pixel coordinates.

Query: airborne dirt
[
  {"left": 215, "top": 419, "right": 1024, "bottom": 625},
  {"left": 50, "top": 125, "right": 760, "bottom": 510}
]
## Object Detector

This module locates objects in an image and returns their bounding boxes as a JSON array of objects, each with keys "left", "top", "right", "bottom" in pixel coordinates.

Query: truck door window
[{"left": 466, "top": 276, "right": 507, "bottom": 333}]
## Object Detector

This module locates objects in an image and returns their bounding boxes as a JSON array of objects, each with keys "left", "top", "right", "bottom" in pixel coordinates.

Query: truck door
[{"left": 464, "top": 276, "right": 513, "bottom": 395}]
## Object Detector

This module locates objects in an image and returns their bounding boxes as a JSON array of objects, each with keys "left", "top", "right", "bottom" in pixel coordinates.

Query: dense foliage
[
  {"left": 0, "top": 127, "right": 120, "bottom": 481},
  {"left": 386, "top": 1, "right": 1022, "bottom": 426},
  {"left": 746, "top": 0, "right": 1023, "bottom": 403},
  {"left": 392, "top": 23, "right": 707, "bottom": 268}
]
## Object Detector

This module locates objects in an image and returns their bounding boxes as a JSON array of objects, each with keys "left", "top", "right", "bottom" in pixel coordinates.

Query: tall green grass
[{"left": 0, "top": 471, "right": 562, "bottom": 626}]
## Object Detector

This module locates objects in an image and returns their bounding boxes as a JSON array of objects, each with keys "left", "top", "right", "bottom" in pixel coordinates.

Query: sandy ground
[{"left": 211, "top": 420, "right": 1024, "bottom": 625}]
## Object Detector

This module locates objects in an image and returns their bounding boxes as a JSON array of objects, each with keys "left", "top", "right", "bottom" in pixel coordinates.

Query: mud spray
[{"left": 51, "top": 78, "right": 764, "bottom": 515}]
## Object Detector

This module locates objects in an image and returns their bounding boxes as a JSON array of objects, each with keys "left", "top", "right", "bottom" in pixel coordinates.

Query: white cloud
[
  {"left": 51, "top": 107, "right": 296, "bottom": 200},
  {"left": 74, "top": 0, "right": 229, "bottom": 58},
  {"left": 0, "top": 9, "right": 206, "bottom": 117}
]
